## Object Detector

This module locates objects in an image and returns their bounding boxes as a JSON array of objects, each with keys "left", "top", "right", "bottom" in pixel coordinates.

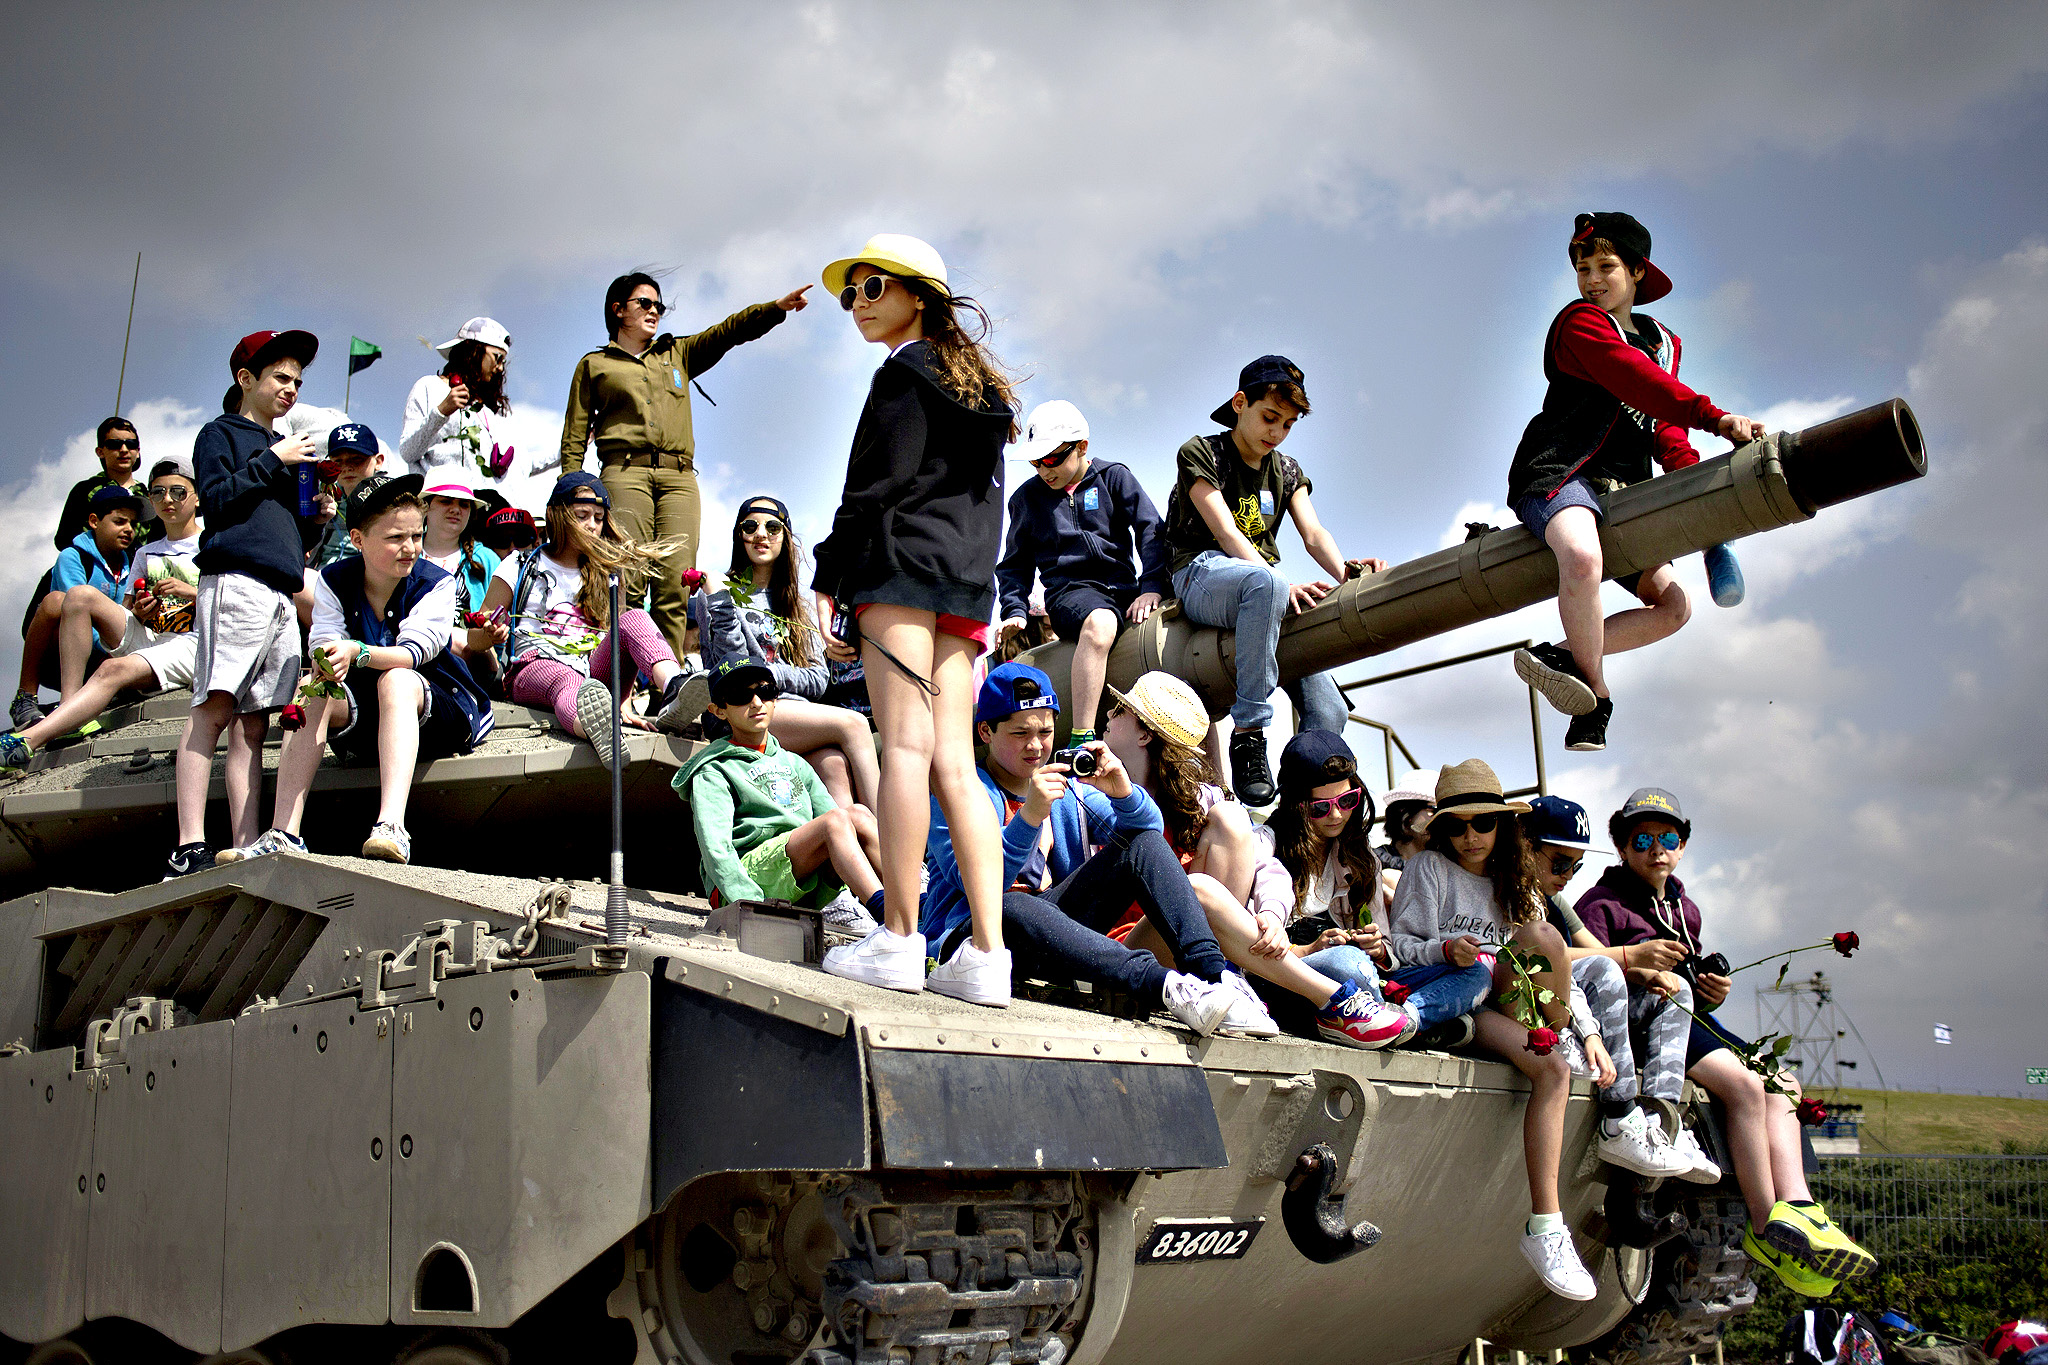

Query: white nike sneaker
[
  {"left": 1160, "top": 971, "right": 1234, "bottom": 1037},
  {"left": 1520, "top": 1227, "right": 1598, "bottom": 1301},
  {"left": 1672, "top": 1124, "right": 1723, "bottom": 1184},
  {"left": 925, "top": 939, "right": 1012, "bottom": 1007},
  {"left": 1215, "top": 972, "right": 1281, "bottom": 1037},
  {"left": 1597, "top": 1106, "right": 1691, "bottom": 1178},
  {"left": 822, "top": 927, "right": 927, "bottom": 993}
]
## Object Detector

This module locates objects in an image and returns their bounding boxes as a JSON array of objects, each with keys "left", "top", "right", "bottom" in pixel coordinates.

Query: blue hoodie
[
  {"left": 920, "top": 764, "right": 1164, "bottom": 947},
  {"left": 192, "top": 412, "right": 309, "bottom": 595},
  {"left": 50, "top": 529, "right": 132, "bottom": 598},
  {"left": 995, "top": 459, "right": 1169, "bottom": 622}
]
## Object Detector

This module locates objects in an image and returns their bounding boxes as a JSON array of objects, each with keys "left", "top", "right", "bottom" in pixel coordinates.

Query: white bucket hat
[
  {"left": 1383, "top": 768, "right": 1441, "bottom": 806},
  {"left": 1008, "top": 400, "right": 1090, "bottom": 462},
  {"left": 435, "top": 317, "right": 512, "bottom": 356}
]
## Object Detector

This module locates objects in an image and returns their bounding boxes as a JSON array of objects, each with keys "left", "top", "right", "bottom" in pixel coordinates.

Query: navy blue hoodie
[
  {"left": 995, "top": 459, "right": 1168, "bottom": 622},
  {"left": 192, "top": 413, "right": 308, "bottom": 595}
]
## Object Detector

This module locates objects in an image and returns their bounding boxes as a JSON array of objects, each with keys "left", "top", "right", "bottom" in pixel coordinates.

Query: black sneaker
[
  {"left": 1514, "top": 642, "right": 1598, "bottom": 716},
  {"left": 1565, "top": 697, "right": 1614, "bottom": 752},
  {"left": 163, "top": 842, "right": 215, "bottom": 881},
  {"left": 1405, "top": 1013, "right": 1478, "bottom": 1051},
  {"left": 1228, "top": 729, "right": 1276, "bottom": 807}
]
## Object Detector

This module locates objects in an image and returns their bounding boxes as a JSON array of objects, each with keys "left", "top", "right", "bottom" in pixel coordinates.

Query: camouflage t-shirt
[{"left": 1162, "top": 432, "right": 1310, "bottom": 573}]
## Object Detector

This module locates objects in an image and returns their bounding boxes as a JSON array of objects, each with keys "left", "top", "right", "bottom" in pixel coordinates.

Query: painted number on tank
[{"left": 1136, "top": 1218, "right": 1264, "bottom": 1264}]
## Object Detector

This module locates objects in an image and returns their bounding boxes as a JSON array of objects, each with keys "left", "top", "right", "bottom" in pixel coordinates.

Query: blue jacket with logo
[
  {"left": 50, "top": 529, "right": 132, "bottom": 599},
  {"left": 995, "top": 459, "right": 1169, "bottom": 622}
]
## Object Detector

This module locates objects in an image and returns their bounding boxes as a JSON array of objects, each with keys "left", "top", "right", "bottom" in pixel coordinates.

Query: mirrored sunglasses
[
  {"left": 146, "top": 485, "right": 191, "bottom": 503},
  {"left": 1631, "top": 830, "right": 1683, "bottom": 852},
  {"left": 1300, "top": 788, "right": 1365, "bottom": 819},
  {"left": 1030, "top": 443, "right": 1078, "bottom": 469},
  {"left": 739, "top": 517, "right": 785, "bottom": 537}
]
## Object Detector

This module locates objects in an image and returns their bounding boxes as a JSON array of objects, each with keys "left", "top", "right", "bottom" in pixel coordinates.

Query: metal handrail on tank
[{"left": 1338, "top": 639, "right": 1550, "bottom": 801}]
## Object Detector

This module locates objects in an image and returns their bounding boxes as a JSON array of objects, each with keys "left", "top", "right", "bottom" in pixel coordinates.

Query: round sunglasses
[
  {"left": 738, "top": 517, "right": 785, "bottom": 537},
  {"left": 838, "top": 274, "right": 894, "bottom": 310},
  {"left": 1436, "top": 811, "right": 1500, "bottom": 836},
  {"left": 1300, "top": 788, "right": 1365, "bottom": 819},
  {"left": 1630, "top": 830, "right": 1684, "bottom": 852}
]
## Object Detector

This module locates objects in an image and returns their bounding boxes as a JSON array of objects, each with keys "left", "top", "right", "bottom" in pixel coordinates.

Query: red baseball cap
[{"left": 223, "top": 330, "right": 319, "bottom": 411}]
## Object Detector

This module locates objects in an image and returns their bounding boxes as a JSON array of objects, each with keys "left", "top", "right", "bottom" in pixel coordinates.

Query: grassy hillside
[{"left": 1825, "top": 1086, "right": 2048, "bottom": 1153}]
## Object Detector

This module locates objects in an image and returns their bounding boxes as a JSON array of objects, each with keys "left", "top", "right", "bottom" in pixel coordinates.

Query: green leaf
[
  {"left": 1525, "top": 955, "right": 1552, "bottom": 975},
  {"left": 1773, "top": 1036, "right": 1795, "bottom": 1055},
  {"left": 1536, "top": 988, "right": 1556, "bottom": 1004},
  {"left": 1775, "top": 962, "right": 1790, "bottom": 987}
]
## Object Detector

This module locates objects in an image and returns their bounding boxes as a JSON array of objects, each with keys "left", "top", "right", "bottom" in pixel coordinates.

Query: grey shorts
[{"left": 191, "top": 574, "right": 301, "bottom": 714}]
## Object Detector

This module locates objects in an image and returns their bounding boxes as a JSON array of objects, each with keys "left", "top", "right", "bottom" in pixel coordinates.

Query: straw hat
[
  {"left": 1105, "top": 672, "right": 1210, "bottom": 750},
  {"left": 1426, "top": 759, "right": 1531, "bottom": 827},
  {"left": 821, "top": 234, "right": 949, "bottom": 297}
]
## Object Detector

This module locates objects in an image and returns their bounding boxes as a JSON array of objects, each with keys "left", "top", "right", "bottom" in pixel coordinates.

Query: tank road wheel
[
  {"left": 387, "top": 1331, "right": 510, "bottom": 1365},
  {"left": 1573, "top": 1194, "right": 1758, "bottom": 1365},
  {"left": 24, "top": 1342, "right": 96, "bottom": 1365}
]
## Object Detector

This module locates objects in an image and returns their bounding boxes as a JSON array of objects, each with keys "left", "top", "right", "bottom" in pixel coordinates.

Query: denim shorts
[{"left": 1515, "top": 476, "right": 1644, "bottom": 597}]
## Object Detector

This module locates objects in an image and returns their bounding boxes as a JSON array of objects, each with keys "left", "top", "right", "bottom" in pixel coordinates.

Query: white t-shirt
[
  {"left": 132, "top": 531, "right": 203, "bottom": 634},
  {"left": 492, "top": 551, "right": 599, "bottom": 668}
]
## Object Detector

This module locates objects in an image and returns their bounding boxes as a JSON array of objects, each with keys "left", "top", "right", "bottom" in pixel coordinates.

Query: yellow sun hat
[
  {"left": 1105, "top": 672, "right": 1211, "bottom": 750},
  {"left": 822, "top": 233, "right": 949, "bottom": 298}
]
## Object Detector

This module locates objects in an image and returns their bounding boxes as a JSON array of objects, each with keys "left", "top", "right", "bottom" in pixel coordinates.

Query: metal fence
[{"left": 1812, "top": 1154, "right": 2048, "bottom": 1264}]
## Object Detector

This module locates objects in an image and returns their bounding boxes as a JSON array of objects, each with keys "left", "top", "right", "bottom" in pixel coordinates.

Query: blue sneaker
[
  {"left": 0, "top": 731, "right": 30, "bottom": 776},
  {"left": 1704, "top": 543, "right": 1745, "bottom": 607}
]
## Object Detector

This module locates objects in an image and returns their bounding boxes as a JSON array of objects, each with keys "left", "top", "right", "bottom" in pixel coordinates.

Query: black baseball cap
[
  {"left": 1211, "top": 354, "right": 1308, "bottom": 427},
  {"left": 1570, "top": 213, "right": 1672, "bottom": 304},
  {"left": 345, "top": 472, "right": 423, "bottom": 528},
  {"left": 549, "top": 471, "right": 610, "bottom": 507},
  {"left": 223, "top": 329, "right": 319, "bottom": 412},
  {"left": 1615, "top": 786, "right": 1690, "bottom": 840},
  {"left": 86, "top": 483, "right": 146, "bottom": 519},
  {"left": 708, "top": 658, "right": 778, "bottom": 706},
  {"left": 1277, "top": 728, "right": 1358, "bottom": 805}
]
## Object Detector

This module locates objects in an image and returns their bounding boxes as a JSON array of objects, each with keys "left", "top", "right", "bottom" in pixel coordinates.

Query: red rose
[
  {"left": 1833, "top": 932, "right": 1859, "bottom": 957},
  {"left": 1797, "top": 1098, "right": 1830, "bottom": 1126},
  {"left": 1380, "top": 979, "right": 1412, "bottom": 1005},
  {"left": 465, "top": 611, "right": 490, "bottom": 628},
  {"left": 1525, "top": 1027, "right": 1558, "bottom": 1056},
  {"left": 279, "top": 703, "right": 306, "bottom": 732},
  {"left": 679, "top": 568, "right": 707, "bottom": 592}
]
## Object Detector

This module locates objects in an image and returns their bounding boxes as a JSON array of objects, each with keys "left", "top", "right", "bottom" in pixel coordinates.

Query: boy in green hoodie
[{"left": 673, "top": 659, "right": 888, "bottom": 931}]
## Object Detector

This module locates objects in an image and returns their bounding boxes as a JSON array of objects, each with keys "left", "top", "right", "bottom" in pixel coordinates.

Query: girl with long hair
[
  {"left": 559, "top": 272, "right": 811, "bottom": 659},
  {"left": 400, "top": 318, "right": 554, "bottom": 491},
  {"left": 810, "top": 235, "right": 1011, "bottom": 1003},
  {"left": 1383, "top": 760, "right": 1600, "bottom": 1302},
  {"left": 1100, "top": 674, "right": 1413, "bottom": 1047},
  {"left": 475, "top": 473, "right": 695, "bottom": 770},
  {"left": 419, "top": 476, "right": 502, "bottom": 679},
  {"left": 684, "top": 496, "right": 880, "bottom": 809}
]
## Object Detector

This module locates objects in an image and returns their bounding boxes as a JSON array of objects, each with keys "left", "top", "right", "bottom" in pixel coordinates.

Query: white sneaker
[
  {"left": 1520, "top": 1227, "right": 1597, "bottom": 1301},
  {"left": 361, "top": 821, "right": 411, "bottom": 864},
  {"left": 1160, "top": 971, "right": 1234, "bottom": 1037},
  {"left": 926, "top": 939, "right": 1012, "bottom": 1007},
  {"left": 576, "top": 678, "right": 621, "bottom": 770},
  {"left": 820, "top": 887, "right": 880, "bottom": 938},
  {"left": 1672, "top": 1124, "right": 1723, "bottom": 1184},
  {"left": 215, "top": 828, "right": 305, "bottom": 865},
  {"left": 1215, "top": 972, "right": 1280, "bottom": 1037},
  {"left": 822, "top": 927, "right": 926, "bottom": 993},
  {"left": 1597, "top": 1106, "right": 1690, "bottom": 1178}
]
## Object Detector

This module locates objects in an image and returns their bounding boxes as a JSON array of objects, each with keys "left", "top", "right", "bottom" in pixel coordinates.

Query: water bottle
[{"left": 295, "top": 463, "right": 320, "bottom": 517}]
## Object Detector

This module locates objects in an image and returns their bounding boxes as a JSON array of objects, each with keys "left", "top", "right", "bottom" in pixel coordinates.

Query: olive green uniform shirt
[{"left": 559, "top": 302, "right": 786, "bottom": 470}]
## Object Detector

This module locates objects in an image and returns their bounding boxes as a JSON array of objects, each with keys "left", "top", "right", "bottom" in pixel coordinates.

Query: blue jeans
[
  {"left": 1172, "top": 550, "right": 1347, "bottom": 732},
  {"left": 1304, "top": 948, "right": 1492, "bottom": 1030}
]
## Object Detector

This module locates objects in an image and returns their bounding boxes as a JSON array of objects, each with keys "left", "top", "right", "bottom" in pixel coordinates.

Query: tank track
[{"left": 1574, "top": 1193, "right": 1757, "bottom": 1365}]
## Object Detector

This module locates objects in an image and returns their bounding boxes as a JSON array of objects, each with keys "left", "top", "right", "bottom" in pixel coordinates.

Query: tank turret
[{"left": 1024, "top": 398, "right": 1925, "bottom": 718}]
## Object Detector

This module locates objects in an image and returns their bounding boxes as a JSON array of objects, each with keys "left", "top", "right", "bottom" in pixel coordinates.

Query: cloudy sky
[{"left": 4, "top": 3, "right": 2044, "bottom": 1101}]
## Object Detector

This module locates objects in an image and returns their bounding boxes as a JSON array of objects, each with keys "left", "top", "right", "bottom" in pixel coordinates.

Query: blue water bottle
[{"left": 296, "top": 463, "right": 320, "bottom": 517}]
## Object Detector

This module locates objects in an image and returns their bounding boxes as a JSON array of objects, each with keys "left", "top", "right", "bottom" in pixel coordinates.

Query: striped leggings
[{"left": 507, "top": 608, "right": 676, "bottom": 733}]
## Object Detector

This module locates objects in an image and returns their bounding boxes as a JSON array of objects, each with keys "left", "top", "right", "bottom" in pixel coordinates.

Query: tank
[{"left": 0, "top": 400, "right": 1924, "bottom": 1365}]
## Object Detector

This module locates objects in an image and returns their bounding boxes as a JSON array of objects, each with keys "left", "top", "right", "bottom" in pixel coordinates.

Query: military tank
[{"left": 0, "top": 401, "right": 1924, "bottom": 1365}]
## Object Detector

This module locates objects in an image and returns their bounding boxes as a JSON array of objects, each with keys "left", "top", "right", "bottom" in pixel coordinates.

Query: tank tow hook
[{"left": 1281, "top": 1142, "right": 1381, "bottom": 1264}]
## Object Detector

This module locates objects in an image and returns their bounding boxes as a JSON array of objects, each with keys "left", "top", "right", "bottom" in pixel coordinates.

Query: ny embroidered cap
[
  {"left": 1614, "top": 786, "right": 1691, "bottom": 840},
  {"left": 1008, "top": 400, "right": 1090, "bottom": 462},
  {"left": 708, "top": 657, "right": 779, "bottom": 706},
  {"left": 85, "top": 483, "right": 146, "bottom": 519},
  {"left": 435, "top": 316, "right": 512, "bottom": 356},
  {"left": 976, "top": 661, "right": 1060, "bottom": 725},
  {"left": 1523, "top": 795, "right": 1598, "bottom": 852},
  {"left": 223, "top": 329, "right": 319, "bottom": 412},
  {"left": 327, "top": 422, "right": 379, "bottom": 460},
  {"left": 1211, "top": 354, "right": 1308, "bottom": 428},
  {"left": 1570, "top": 213, "right": 1672, "bottom": 305},
  {"left": 345, "top": 473, "right": 423, "bottom": 528}
]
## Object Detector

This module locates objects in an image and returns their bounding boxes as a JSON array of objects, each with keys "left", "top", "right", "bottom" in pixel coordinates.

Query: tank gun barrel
[{"left": 1031, "top": 398, "right": 1925, "bottom": 717}]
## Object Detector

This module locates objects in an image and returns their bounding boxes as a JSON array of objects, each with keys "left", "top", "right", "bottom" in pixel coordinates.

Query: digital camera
[{"left": 1048, "top": 747, "right": 1099, "bottom": 777}]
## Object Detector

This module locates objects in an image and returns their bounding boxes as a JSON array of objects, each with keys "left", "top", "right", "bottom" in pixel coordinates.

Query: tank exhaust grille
[{"left": 38, "top": 891, "right": 325, "bottom": 1050}]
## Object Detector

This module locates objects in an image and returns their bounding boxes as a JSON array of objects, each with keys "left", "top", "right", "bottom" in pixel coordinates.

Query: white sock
[{"left": 1527, "top": 1212, "right": 1566, "bottom": 1237}]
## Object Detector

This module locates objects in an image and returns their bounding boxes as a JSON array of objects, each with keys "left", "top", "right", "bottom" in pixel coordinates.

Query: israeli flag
[{"left": 1934, "top": 1022, "right": 1953, "bottom": 1045}]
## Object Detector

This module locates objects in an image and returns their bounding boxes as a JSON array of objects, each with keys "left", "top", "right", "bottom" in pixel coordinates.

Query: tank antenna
[
  {"left": 604, "top": 570, "right": 629, "bottom": 948},
  {"left": 113, "top": 252, "right": 140, "bottom": 416}
]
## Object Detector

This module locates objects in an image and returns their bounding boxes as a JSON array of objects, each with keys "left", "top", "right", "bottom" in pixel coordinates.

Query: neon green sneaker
[
  {"left": 1743, "top": 1227, "right": 1838, "bottom": 1298},
  {"left": 1763, "top": 1200, "right": 1877, "bottom": 1281}
]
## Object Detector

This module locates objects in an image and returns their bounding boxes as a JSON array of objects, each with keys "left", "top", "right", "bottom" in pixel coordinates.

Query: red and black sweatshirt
[{"left": 1505, "top": 300, "right": 1727, "bottom": 508}]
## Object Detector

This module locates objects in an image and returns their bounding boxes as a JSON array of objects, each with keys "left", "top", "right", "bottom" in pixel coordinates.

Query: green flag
[{"left": 348, "top": 336, "right": 382, "bottom": 375}]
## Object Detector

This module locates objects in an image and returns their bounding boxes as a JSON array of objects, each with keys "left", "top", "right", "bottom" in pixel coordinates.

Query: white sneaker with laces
[
  {"left": 576, "top": 678, "right": 622, "bottom": 771},
  {"left": 216, "top": 828, "right": 305, "bottom": 865},
  {"left": 1597, "top": 1106, "right": 1690, "bottom": 1178},
  {"left": 1215, "top": 972, "right": 1280, "bottom": 1037},
  {"left": 1673, "top": 1125, "right": 1723, "bottom": 1184},
  {"left": 1520, "top": 1227, "right": 1598, "bottom": 1301},
  {"left": 926, "top": 939, "right": 1012, "bottom": 1007},
  {"left": 362, "top": 821, "right": 411, "bottom": 864},
  {"left": 822, "top": 927, "right": 927, "bottom": 993},
  {"left": 820, "top": 887, "right": 880, "bottom": 938},
  {"left": 1160, "top": 971, "right": 1234, "bottom": 1037}
]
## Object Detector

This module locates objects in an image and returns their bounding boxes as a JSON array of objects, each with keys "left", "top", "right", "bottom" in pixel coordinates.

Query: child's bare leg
[
  {"left": 1545, "top": 507, "right": 1609, "bottom": 696},
  {"left": 802, "top": 744, "right": 854, "bottom": 808},
  {"left": 1690, "top": 1049, "right": 1776, "bottom": 1225},
  {"left": 1768, "top": 1069, "right": 1814, "bottom": 1204},
  {"left": 375, "top": 670, "right": 427, "bottom": 828},
  {"left": 23, "top": 656, "right": 152, "bottom": 751},
  {"left": 1069, "top": 609, "right": 1119, "bottom": 734},
  {"left": 928, "top": 634, "right": 1004, "bottom": 953},
  {"left": 1189, "top": 803, "right": 1257, "bottom": 904},
  {"left": 58, "top": 586, "right": 127, "bottom": 697},
  {"left": 1189, "top": 873, "right": 1339, "bottom": 1006},
  {"left": 222, "top": 712, "right": 269, "bottom": 848},
  {"left": 1507, "top": 920, "right": 1576, "bottom": 1031},
  {"left": 785, "top": 806, "right": 882, "bottom": 903},
  {"left": 17, "top": 593, "right": 64, "bottom": 697},
  {"left": 771, "top": 696, "right": 878, "bottom": 808},
  {"left": 176, "top": 693, "right": 236, "bottom": 844},
  {"left": 274, "top": 697, "right": 349, "bottom": 836},
  {"left": 1600, "top": 563, "right": 1691, "bottom": 655},
  {"left": 862, "top": 608, "right": 941, "bottom": 940},
  {"left": 1475, "top": 1007, "right": 1571, "bottom": 1215}
]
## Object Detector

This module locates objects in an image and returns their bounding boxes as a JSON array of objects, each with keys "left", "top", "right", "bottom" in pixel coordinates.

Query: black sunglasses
[
  {"left": 625, "top": 296, "right": 668, "bottom": 317},
  {"left": 1301, "top": 788, "right": 1365, "bottom": 819},
  {"left": 101, "top": 437, "right": 141, "bottom": 451},
  {"left": 1547, "top": 853, "right": 1583, "bottom": 878},
  {"left": 1436, "top": 811, "right": 1500, "bottom": 836},
  {"left": 720, "top": 683, "right": 780, "bottom": 704},
  {"left": 838, "top": 274, "right": 891, "bottom": 310},
  {"left": 738, "top": 517, "right": 785, "bottom": 537},
  {"left": 1030, "top": 443, "right": 1078, "bottom": 469}
]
